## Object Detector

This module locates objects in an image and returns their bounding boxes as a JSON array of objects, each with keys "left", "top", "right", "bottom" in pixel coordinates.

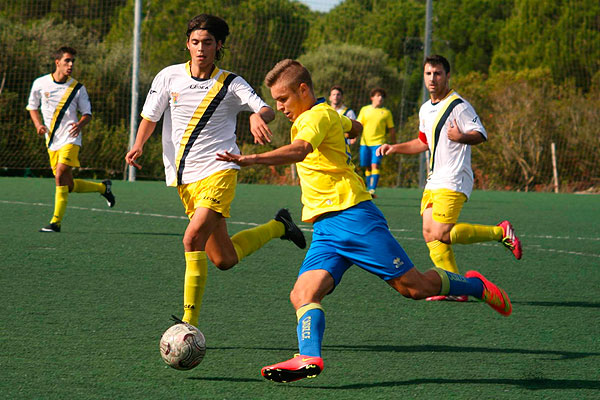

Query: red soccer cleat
[
  {"left": 426, "top": 295, "right": 468, "bottom": 302},
  {"left": 465, "top": 270, "right": 512, "bottom": 316},
  {"left": 497, "top": 220, "right": 522, "bottom": 260},
  {"left": 261, "top": 354, "right": 324, "bottom": 383}
]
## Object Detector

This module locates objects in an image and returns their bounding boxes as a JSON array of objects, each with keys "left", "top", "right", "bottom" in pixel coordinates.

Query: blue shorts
[
  {"left": 299, "top": 201, "right": 414, "bottom": 290},
  {"left": 360, "top": 145, "right": 382, "bottom": 167}
]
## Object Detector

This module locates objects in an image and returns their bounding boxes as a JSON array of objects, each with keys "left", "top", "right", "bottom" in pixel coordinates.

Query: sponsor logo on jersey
[
  {"left": 171, "top": 92, "right": 179, "bottom": 105},
  {"left": 189, "top": 84, "right": 211, "bottom": 90}
]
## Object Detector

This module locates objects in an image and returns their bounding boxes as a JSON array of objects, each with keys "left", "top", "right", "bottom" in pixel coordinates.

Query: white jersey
[
  {"left": 419, "top": 90, "right": 487, "bottom": 198},
  {"left": 26, "top": 74, "right": 92, "bottom": 151},
  {"left": 141, "top": 63, "right": 268, "bottom": 186},
  {"left": 333, "top": 105, "right": 356, "bottom": 120}
]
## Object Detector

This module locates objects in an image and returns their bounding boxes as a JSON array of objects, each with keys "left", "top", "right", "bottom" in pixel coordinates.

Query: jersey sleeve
[
  {"left": 77, "top": 85, "right": 92, "bottom": 115},
  {"left": 141, "top": 69, "right": 171, "bottom": 122},
  {"left": 26, "top": 78, "right": 42, "bottom": 111},
  {"left": 340, "top": 114, "right": 353, "bottom": 132},
  {"left": 230, "top": 76, "right": 269, "bottom": 113},
  {"left": 345, "top": 109, "right": 357, "bottom": 120},
  {"left": 294, "top": 113, "right": 328, "bottom": 150},
  {"left": 356, "top": 106, "right": 366, "bottom": 125},
  {"left": 454, "top": 102, "right": 487, "bottom": 140},
  {"left": 385, "top": 109, "right": 395, "bottom": 128}
]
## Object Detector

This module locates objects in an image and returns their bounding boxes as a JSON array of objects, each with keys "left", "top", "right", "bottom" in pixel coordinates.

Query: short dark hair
[
  {"left": 424, "top": 54, "right": 450, "bottom": 74},
  {"left": 187, "top": 14, "right": 229, "bottom": 60},
  {"left": 264, "top": 59, "right": 313, "bottom": 90},
  {"left": 330, "top": 85, "right": 343, "bottom": 95},
  {"left": 54, "top": 46, "right": 76, "bottom": 61},
  {"left": 370, "top": 87, "right": 386, "bottom": 98}
]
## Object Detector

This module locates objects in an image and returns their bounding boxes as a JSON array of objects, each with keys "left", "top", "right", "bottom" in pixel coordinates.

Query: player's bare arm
[
  {"left": 388, "top": 126, "right": 396, "bottom": 144},
  {"left": 125, "top": 118, "right": 157, "bottom": 169},
  {"left": 28, "top": 110, "right": 48, "bottom": 136},
  {"left": 345, "top": 119, "right": 363, "bottom": 139},
  {"left": 68, "top": 114, "right": 92, "bottom": 137},
  {"left": 446, "top": 119, "right": 486, "bottom": 145},
  {"left": 249, "top": 106, "right": 275, "bottom": 145},
  {"left": 216, "top": 139, "right": 312, "bottom": 166},
  {"left": 377, "top": 138, "right": 428, "bottom": 156}
]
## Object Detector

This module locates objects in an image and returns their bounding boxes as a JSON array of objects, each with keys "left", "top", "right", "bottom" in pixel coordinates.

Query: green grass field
[{"left": 1, "top": 177, "right": 599, "bottom": 399}]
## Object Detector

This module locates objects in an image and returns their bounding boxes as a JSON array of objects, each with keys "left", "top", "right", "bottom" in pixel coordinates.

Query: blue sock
[
  {"left": 371, "top": 173, "right": 380, "bottom": 190},
  {"left": 433, "top": 268, "right": 484, "bottom": 298},
  {"left": 296, "top": 304, "right": 325, "bottom": 357}
]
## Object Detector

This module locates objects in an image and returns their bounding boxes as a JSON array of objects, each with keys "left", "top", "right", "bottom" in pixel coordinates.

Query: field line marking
[{"left": 2, "top": 200, "right": 599, "bottom": 255}]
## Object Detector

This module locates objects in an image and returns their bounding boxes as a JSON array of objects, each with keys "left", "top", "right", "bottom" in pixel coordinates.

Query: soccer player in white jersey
[
  {"left": 125, "top": 14, "right": 306, "bottom": 329},
  {"left": 329, "top": 85, "right": 357, "bottom": 146},
  {"left": 378, "top": 54, "right": 522, "bottom": 301},
  {"left": 27, "top": 46, "right": 115, "bottom": 233}
]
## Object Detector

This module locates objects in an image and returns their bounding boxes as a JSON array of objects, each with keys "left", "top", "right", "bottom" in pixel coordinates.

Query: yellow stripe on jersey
[
  {"left": 47, "top": 79, "right": 82, "bottom": 147},
  {"left": 429, "top": 92, "right": 463, "bottom": 175},
  {"left": 174, "top": 68, "right": 236, "bottom": 186}
]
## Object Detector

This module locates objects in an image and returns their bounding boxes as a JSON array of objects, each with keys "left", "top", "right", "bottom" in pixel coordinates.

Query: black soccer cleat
[
  {"left": 101, "top": 179, "right": 116, "bottom": 208},
  {"left": 39, "top": 222, "right": 60, "bottom": 233},
  {"left": 274, "top": 208, "right": 306, "bottom": 249}
]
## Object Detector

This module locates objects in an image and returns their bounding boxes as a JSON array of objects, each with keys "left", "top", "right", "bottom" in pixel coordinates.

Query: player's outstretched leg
[
  {"left": 497, "top": 220, "right": 522, "bottom": 260},
  {"left": 465, "top": 270, "right": 512, "bottom": 316},
  {"left": 261, "top": 354, "right": 323, "bottom": 383},
  {"left": 275, "top": 208, "right": 306, "bottom": 249},
  {"left": 101, "top": 179, "right": 116, "bottom": 208}
]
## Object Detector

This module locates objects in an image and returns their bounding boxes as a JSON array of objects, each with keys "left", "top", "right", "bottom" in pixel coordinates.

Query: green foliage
[
  {"left": 298, "top": 43, "right": 401, "bottom": 109},
  {"left": 491, "top": 0, "right": 600, "bottom": 88}
]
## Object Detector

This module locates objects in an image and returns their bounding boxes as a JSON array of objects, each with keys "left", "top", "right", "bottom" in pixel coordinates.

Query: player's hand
[
  {"left": 125, "top": 147, "right": 143, "bottom": 169},
  {"left": 447, "top": 119, "right": 462, "bottom": 142},
  {"left": 36, "top": 125, "right": 48, "bottom": 136},
  {"left": 216, "top": 151, "right": 254, "bottom": 167},
  {"left": 376, "top": 144, "right": 392, "bottom": 156},
  {"left": 68, "top": 122, "right": 81, "bottom": 137},
  {"left": 249, "top": 112, "right": 273, "bottom": 145}
]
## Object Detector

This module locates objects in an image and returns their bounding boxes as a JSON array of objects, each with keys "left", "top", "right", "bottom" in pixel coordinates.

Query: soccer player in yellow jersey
[
  {"left": 125, "top": 15, "right": 306, "bottom": 330},
  {"left": 356, "top": 87, "right": 396, "bottom": 196},
  {"left": 217, "top": 59, "right": 512, "bottom": 383},
  {"left": 378, "top": 55, "right": 522, "bottom": 302},
  {"left": 27, "top": 46, "right": 115, "bottom": 233}
]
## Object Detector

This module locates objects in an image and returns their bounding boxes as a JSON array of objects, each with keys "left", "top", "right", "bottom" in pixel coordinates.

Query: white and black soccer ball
[{"left": 159, "top": 322, "right": 206, "bottom": 370}]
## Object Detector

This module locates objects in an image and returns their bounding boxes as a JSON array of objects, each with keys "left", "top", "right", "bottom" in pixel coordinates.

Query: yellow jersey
[
  {"left": 292, "top": 100, "right": 371, "bottom": 223},
  {"left": 357, "top": 105, "right": 394, "bottom": 146}
]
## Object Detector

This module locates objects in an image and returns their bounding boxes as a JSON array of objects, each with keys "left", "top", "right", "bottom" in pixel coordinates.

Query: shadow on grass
[
  {"left": 187, "top": 376, "right": 263, "bottom": 383},
  {"left": 302, "top": 377, "right": 600, "bottom": 391},
  {"left": 322, "top": 344, "right": 599, "bottom": 360},
  {"left": 513, "top": 300, "right": 600, "bottom": 308},
  {"left": 208, "top": 344, "right": 598, "bottom": 361}
]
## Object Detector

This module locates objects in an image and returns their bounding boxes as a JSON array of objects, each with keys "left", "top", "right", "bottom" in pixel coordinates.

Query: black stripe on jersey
[
  {"left": 430, "top": 97, "right": 463, "bottom": 174},
  {"left": 48, "top": 82, "right": 83, "bottom": 148},
  {"left": 177, "top": 73, "right": 237, "bottom": 186}
]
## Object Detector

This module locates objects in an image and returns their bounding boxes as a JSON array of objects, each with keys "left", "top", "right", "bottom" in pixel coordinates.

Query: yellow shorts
[
  {"left": 48, "top": 144, "right": 80, "bottom": 174},
  {"left": 178, "top": 169, "right": 238, "bottom": 219},
  {"left": 420, "top": 188, "right": 467, "bottom": 224}
]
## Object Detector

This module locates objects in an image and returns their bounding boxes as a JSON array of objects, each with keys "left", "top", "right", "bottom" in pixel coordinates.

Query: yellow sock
[
  {"left": 72, "top": 179, "right": 105, "bottom": 193},
  {"left": 182, "top": 251, "right": 208, "bottom": 327},
  {"left": 426, "top": 240, "right": 459, "bottom": 273},
  {"left": 50, "top": 185, "right": 69, "bottom": 225},
  {"left": 450, "top": 223, "right": 503, "bottom": 244},
  {"left": 231, "top": 219, "right": 284, "bottom": 262}
]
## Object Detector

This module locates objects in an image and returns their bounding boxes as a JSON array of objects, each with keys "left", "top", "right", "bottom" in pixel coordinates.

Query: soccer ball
[{"left": 159, "top": 322, "right": 206, "bottom": 370}]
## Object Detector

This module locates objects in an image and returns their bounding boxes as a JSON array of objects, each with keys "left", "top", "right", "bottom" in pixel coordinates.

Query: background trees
[{"left": 0, "top": 0, "right": 598, "bottom": 190}]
